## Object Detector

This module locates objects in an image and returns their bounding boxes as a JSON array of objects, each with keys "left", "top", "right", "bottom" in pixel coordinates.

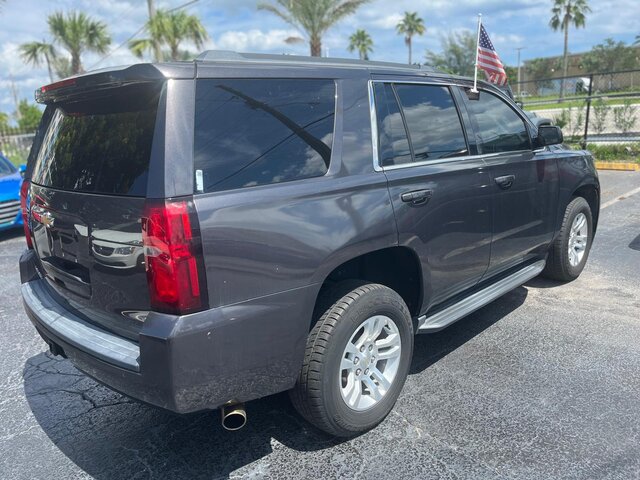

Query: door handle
[
  {"left": 401, "top": 189, "right": 432, "bottom": 205},
  {"left": 495, "top": 175, "right": 515, "bottom": 190}
]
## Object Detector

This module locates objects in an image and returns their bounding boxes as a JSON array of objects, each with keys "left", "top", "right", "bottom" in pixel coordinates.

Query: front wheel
[
  {"left": 289, "top": 282, "right": 414, "bottom": 437},
  {"left": 543, "top": 196, "right": 593, "bottom": 281}
]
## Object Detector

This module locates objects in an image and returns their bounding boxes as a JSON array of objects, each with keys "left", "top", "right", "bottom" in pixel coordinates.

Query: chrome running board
[{"left": 417, "top": 260, "right": 545, "bottom": 333}]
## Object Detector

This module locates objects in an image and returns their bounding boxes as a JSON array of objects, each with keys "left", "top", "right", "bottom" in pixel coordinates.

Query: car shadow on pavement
[
  {"left": 410, "top": 285, "right": 528, "bottom": 374},
  {"left": 23, "top": 286, "right": 529, "bottom": 479},
  {"left": 524, "top": 276, "right": 567, "bottom": 289},
  {"left": 0, "top": 228, "right": 23, "bottom": 243}
]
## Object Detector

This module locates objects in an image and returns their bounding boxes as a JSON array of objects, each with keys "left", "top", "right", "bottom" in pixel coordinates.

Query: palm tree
[
  {"left": 258, "top": 0, "right": 370, "bottom": 57},
  {"left": 396, "top": 12, "right": 425, "bottom": 64},
  {"left": 47, "top": 11, "right": 111, "bottom": 75},
  {"left": 20, "top": 41, "right": 58, "bottom": 82},
  {"left": 129, "top": 9, "right": 208, "bottom": 62},
  {"left": 348, "top": 29, "right": 373, "bottom": 60},
  {"left": 549, "top": 0, "right": 591, "bottom": 99},
  {"left": 19, "top": 11, "right": 110, "bottom": 77}
]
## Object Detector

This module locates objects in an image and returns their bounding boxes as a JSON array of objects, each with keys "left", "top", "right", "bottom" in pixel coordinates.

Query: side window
[
  {"left": 373, "top": 83, "right": 412, "bottom": 166},
  {"left": 394, "top": 84, "right": 469, "bottom": 161},
  {"left": 194, "top": 79, "right": 335, "bottom": 193},
  {"left": 464, "top": 90, "right": 531, "bottom": 154}
]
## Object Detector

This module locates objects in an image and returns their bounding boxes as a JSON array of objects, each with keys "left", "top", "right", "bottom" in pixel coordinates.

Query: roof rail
[{"left": 195, "top": 50, "right": 436, "bottom": 72}]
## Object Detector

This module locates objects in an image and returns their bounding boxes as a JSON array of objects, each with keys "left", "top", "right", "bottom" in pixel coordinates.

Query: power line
[{"left": 88, "top": 0, "right": 201, "bottom": 70}]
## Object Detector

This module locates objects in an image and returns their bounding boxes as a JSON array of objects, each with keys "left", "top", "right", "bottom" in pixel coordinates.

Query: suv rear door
[
  {"left": 458, "top": 87, "right": 559, "bottom": 277},
  {"left": 372, "top": 79, "right": 492, "bottom": 311},
  {"left": 27, "top": 81, "right": 164, "bottom": 340}
]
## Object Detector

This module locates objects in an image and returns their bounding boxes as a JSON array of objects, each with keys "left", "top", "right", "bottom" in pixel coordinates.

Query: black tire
[
  {"left": 542, "top": 196, "right": 593, "bottom": 281},
  {"left": 289, "top": 281, "right": 414, "bottom": 437}
]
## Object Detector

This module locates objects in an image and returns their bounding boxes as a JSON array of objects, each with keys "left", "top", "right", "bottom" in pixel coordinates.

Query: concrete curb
[{"left": 594, "top": 161, "right": 640, "bottom": 171}]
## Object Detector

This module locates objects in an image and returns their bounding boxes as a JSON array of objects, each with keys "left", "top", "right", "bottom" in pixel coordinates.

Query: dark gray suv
[{"left": 19, "top": 51, "right": 599, "bottom": 437}]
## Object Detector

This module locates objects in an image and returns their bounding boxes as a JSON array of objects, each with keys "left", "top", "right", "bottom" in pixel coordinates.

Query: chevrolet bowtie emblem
[{"left": 40, "top": 212, "right": 55, "bottom": 228}]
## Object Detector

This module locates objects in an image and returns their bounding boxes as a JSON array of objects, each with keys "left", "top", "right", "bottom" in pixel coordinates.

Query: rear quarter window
[{"left": 194, "top": 78, "right": 335, "bottom": 193}]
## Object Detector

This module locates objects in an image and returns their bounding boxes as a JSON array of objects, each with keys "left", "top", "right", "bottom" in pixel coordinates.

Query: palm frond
[
  {"left": 285, "top": 36, "right": 306, "bottom": 45},
  {"left": 128, "top": 38, "right": 153, "bottom": 59},
  {"left": 19, "top": 41, "right": 57, "bottom": 67},
  {"left": 257, "top": 3, "right": 295, "bottom": 25},
  {"left": 259, "top": 0, "right": 370, "bottom": 55}
]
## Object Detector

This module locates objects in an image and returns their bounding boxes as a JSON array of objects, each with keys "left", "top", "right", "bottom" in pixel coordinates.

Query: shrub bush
[{"left": 571, "top": 143, "right": 640, "bottom": 162}]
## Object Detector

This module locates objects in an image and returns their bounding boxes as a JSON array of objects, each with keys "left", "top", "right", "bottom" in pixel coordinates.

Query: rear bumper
[{"left": 20, "top": 249, "right": 317, "bottom": 413}]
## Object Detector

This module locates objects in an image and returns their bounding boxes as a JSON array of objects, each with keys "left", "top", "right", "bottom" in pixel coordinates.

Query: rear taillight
[
  {"left": 20, "top": 180, "right": 33, "bottom": 249},
  {"left": 142, "top": 198, "right": 208, "bottom": 315}
]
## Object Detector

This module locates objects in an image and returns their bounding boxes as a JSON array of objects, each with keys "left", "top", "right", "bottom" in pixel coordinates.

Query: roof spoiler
[{"left": 35, "top": 63, "right": 193, "bottom": 104}]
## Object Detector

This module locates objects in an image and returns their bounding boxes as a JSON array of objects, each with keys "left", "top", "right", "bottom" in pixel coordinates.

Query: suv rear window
[
  {"left": 31, "top": 83, "right": 162, "bottom": 196},
  {"left": 393, "top": 84, "right": 468, "bottom": 161},
  {"left": 194, "top": 79, "right": 335, "bottom": 193}
]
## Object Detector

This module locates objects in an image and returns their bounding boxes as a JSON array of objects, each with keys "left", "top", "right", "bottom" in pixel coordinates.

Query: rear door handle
[
  {"left": 495, "top": 175, "right": 515, "bottom": 190},
  {"left": 401, "top": 189, "right": 432, "bottom": 205}
]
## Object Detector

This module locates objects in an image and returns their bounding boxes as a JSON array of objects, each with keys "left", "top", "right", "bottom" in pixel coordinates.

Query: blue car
[{"left": 0, "top": 154, "right": 25, "bottom": 231}]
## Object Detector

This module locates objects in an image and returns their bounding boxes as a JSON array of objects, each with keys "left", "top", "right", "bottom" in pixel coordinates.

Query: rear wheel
[
  {"left": 289, "top": 282, "right": 413, "bottom": 437},
  {"left": 543, "top": 196, "right": 593, "bottom": 281}
]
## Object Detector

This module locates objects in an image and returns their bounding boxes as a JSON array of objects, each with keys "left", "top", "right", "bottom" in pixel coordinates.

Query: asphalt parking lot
[{"left": 1, "top": 170, "right": 639, "bottom": 480}]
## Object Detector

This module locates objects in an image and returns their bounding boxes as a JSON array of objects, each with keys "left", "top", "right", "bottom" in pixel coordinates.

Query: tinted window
[
  {"left": 31, "top": 83, "right": 161, "bottom": 196},
  {"left": 394, "top": 84, "right": 468, "bottom": 161},
  {"left": 0, "top": 156, "right": 16, "bottom": 176},
  {"left": 465, "top": 90, "right": 531, "bottom": 153},
  {"left": 194, "top": 79, "right": 335, "bottom": 193},
  {"left": 373, "top": 83, "right": 412, "bottom": 166}
]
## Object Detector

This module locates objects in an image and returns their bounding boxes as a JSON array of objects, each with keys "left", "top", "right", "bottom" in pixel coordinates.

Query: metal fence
[
  {"left": 0, "top": 128, "right": 35, "bottom": 166},
  {"left": 513, "top": 69, "right": 640, "bottom": 147}
]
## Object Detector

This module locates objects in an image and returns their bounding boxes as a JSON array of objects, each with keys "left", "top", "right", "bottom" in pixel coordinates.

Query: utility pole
[
  {"left": 146, "top": 0, "right": 163, "bottom": 62},
  {"left": 516, "top": 47, "right": 525, "bottom": 97}
]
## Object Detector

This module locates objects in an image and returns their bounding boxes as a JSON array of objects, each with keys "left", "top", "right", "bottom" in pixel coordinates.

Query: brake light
[
  {"left": 40, "top": 78, "right": 76, "bottom": 93},
  {"left": 20, "top": 180, "right": 33, "bottom": 249},
  {"left": 142, "top": 198, "right": 208, "bottom": 315}
]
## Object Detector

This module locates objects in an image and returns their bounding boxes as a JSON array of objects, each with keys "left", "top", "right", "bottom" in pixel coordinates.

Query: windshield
[{"left": 0, "top": 156, "right": 16, "bottom": 177}]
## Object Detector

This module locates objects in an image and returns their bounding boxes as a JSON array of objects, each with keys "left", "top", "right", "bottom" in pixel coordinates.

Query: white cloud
[
  {"left": 368, "top": 13, "right": 404, "bottom": 30},
  {"left": 214, "top": 29, "right": 304, "bottom": 52}
]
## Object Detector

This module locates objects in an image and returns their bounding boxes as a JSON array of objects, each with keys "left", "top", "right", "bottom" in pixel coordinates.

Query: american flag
[{"left": 477, "top": 25, "right": 508, "bottom": 86}]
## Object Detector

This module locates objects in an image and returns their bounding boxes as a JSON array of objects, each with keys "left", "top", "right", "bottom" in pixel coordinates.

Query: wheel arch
[
  {"left": 572, "top": 182, "right": 600, "bottom": 233},
  {"left": 313, "top": 246, "right": 423, "bottom": 321}
]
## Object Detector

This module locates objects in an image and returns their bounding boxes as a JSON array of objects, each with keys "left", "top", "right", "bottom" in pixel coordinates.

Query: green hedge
[{"left": 582, "top": 143, "right": 640, "bottom": 163}]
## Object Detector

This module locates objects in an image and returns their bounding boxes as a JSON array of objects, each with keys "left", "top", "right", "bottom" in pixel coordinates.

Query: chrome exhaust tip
[{"left": 221, "top": 403, "right": 247, "bottom": 431}]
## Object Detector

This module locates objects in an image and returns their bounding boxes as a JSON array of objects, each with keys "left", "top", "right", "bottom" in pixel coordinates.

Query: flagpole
[{"left": 471, "top": 13, "right": 482, "bottom": 93}]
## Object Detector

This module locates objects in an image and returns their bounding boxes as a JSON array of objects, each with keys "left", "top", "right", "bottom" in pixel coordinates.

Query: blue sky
[{"left": 1, "top": 0, "right": 638, "bottom": 118}]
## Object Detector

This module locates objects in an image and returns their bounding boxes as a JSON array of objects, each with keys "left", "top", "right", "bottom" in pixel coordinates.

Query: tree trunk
[
  {"left": 72, "top": 53, "right": 82, "bottom": 75},
  {"left": 310, "top": 35, "right": 322, "bottom": 57},
  {"left": 408, "top": 37, "right": 412, "bottom": 64},
  {"left": 147, "top": 0, "right": 163, "bottom": 62},
  {"left": 44, "top": 53, "right": 54, "bottom": 83}
]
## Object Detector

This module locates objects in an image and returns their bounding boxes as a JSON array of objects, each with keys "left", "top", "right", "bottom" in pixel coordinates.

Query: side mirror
[
  {"left": 536, "top": 125, "right": 563, "bottom": 148},
  {"left": 19, "top": 164, "right": 27, "bottom": 177}
]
